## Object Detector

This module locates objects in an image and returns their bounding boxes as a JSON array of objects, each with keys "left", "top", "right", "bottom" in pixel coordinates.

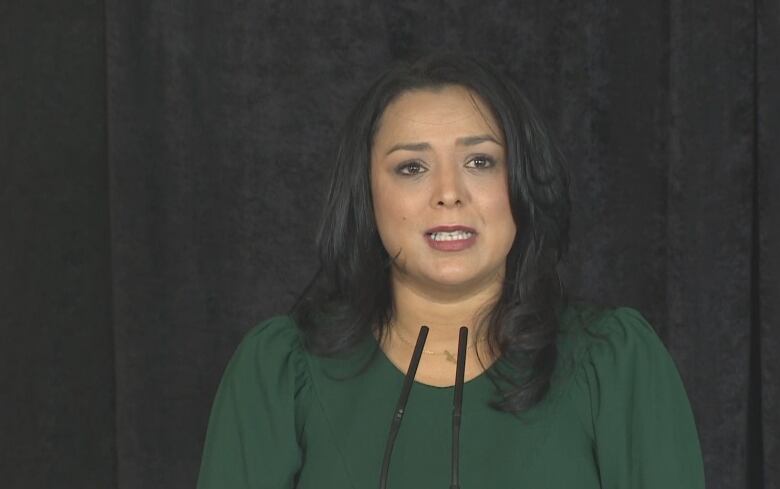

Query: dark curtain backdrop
[{"left": 2, "top": 1, "right": 778, "bottom": 488}]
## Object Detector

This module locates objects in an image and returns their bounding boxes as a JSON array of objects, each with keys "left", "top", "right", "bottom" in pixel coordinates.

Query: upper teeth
[{"left": 430, "top": 231, "right": 473, "bottom": 241}]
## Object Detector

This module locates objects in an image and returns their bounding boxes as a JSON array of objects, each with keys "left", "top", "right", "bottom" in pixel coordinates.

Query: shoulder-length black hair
[{"left": 292, "top": 51, "right": 572, "bottom": 414}]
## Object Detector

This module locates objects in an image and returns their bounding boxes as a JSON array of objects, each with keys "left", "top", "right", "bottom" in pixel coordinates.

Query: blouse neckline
[{"left": 367, "top": 332, "right": 499, "bottom": 391}]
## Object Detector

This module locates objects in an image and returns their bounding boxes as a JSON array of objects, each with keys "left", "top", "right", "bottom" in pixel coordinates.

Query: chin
[{"left": 424, "top": 271, "right": 483, "bottom": 289}]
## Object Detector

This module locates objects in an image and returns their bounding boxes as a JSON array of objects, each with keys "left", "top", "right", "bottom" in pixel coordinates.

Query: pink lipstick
[{"left": 424, "top": 225, "right": 478, "bottom": 252}]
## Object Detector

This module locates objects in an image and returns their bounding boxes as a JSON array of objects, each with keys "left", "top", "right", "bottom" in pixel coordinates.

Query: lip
[
  {"left": 424, "top": 225, "right": 478, "bottom": 252},
  {"left": 424, "top": 225, "right": 477, "bottom": 234}
]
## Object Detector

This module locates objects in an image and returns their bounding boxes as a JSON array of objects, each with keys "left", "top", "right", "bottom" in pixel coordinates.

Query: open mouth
[
  {"left": 427, "top": 230, "right": 475, "bottom": 241},
  {"left": 424, "top": 227, "right": 478, "bottom": 251}
]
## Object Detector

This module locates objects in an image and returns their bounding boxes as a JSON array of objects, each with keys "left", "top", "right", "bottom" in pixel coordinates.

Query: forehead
[{"left": 372, "top": 85, "right": 504, "bottom": 147}]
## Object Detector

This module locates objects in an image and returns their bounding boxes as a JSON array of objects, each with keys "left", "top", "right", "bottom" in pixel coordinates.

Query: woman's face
[{"left": 370, "top": 85, "right": 517, "bottom": 295}]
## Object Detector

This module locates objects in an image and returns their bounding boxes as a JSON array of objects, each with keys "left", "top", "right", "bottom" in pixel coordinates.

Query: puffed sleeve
[
  {"left": 197, "top": 315, "right": 312, "bottom": 489},
  {"left": 576, "top": 307, "right": 705, "bottom": 488}
]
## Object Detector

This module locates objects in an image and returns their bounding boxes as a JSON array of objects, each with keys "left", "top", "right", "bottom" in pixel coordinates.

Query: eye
[
  {"left": 465, "top": 155, "right": 496, "bottom": 169},
  {"left": 396, "top": 160, "right": 428, "bottom": 176}
]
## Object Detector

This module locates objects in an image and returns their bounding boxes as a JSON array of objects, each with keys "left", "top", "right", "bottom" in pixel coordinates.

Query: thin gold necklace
[{"left": 390, "top": 326, "right": 487, "bottom": 364}]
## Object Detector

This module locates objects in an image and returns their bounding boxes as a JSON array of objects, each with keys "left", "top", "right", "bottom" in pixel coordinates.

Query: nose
[{"left": 430, "top": 164, "right": 468, "bottom": 209}]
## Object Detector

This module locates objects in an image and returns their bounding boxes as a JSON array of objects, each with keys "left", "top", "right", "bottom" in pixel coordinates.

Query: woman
[{"left": 197, "top": 53, "right": 705, "bottom": 488}]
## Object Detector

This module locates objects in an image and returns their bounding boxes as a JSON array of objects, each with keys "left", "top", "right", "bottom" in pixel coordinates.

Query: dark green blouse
[{"left": 197, "top": 305, "right": 705, "bottom": 488}]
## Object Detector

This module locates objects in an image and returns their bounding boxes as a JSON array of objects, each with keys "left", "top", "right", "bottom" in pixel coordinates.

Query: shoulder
[
  {"left": 240, "top": 314, "right": 302, "bottom": 350},
  {"left": 555, "top": 303, "right": 682, "bottom": 394},
  {"left": 558, "top": 303, "right": 687, "bottom": 408},
  {"left": 224, "top": 315, "right": 311, "bottom": 391},
  {"left": 558, "top": 303, "right": 666, "bottom": 361},
  {"left": 556, "top": 305, "right": 705, "bottom": 486},
  {"left": 199, "top": 316, "right": 314, "bottom": 486}
]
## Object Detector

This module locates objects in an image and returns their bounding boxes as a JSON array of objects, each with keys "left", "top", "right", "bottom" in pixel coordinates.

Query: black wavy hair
[{"left": 292, "top": 52, "right": 573, "bottom": 414}]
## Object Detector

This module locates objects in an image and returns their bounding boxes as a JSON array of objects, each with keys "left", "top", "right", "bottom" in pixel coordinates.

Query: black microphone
[
  {"left": 379, "top": 325, "right": 429, "bottom": 489},
  {"left": 450, "top": 326, "right": 468, "bottom": 489}
]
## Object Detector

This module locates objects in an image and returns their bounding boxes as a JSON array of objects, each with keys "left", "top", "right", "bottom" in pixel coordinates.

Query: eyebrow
[{"left": 384, "top": 134, "right": 503, "bottom": 156}]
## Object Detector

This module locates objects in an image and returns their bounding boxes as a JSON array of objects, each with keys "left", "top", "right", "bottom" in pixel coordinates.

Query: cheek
[
  {"left": 374, "top": 183, "right": 414, "bottom": 222},
  {"left": 480, "top": 186, "right": 517, "bottom": 241},
  {"left": 480, "top": 181, "right": 513, "bottom": 219},
  {"left": 370, "top": 176, "right": 391, "bottom": 225},
  {"left": 372, "top": 188, "right": 397, "bottom": 228},
  {"left": 371, "top": 184, "right": 414, "bottom": 248}
]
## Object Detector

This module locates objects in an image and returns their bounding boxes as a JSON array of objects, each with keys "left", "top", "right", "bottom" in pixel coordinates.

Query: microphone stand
[
  {"left": 378, "top": 325, "right": 469, "bottom": 489},
  {"left": 379, "top": 326, "right": 428, "bottom": 489},
  {"left": 450, "top": 326, "right": 468, "bottom": 489}
]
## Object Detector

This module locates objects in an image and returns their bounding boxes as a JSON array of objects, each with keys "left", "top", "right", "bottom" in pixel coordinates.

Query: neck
[{"left": 386, "top": 272, "right": 503, "bottom": 350}]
